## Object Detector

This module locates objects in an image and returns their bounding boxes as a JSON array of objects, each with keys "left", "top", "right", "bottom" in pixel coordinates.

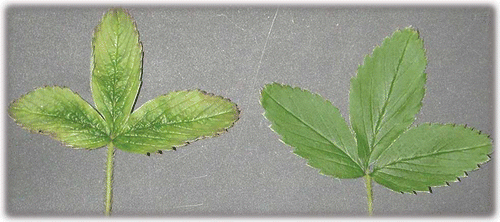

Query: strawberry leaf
[
  {"left": 260, "top": 27, "right": 492, "bottom": 214},
  {"left": 9, "top": 86, "right": 109, "bottom": 149},
  {"left": 261, "top": 83, "right": 363, "bottom": 178},
  {"left": 114, "top": 90, "right": 239, "bottom": 153},
  {"left": 8, "top": 8, "right": 240, "bottom": 216},
  {"left": 349, "top": 28, "right": 427, "bottom": 167},
  {"left": 91, "top": 8, "right": 143, "bottom": 134},
  {"left": 371, "top": 123, "right": 491, "bottom": 193}
]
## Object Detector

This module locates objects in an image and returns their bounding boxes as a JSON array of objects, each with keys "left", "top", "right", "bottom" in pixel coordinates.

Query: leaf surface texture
[
  {"left": 114, "top": 90, "right": 239, "bottom": 153},
  {"left": 261, "top": 84, "right": 363, "bottom": 178},
  {"left": 372, "top": 124, "right": 491, "bottom": 193},
  {"left": 9, "top": 8, "right": 240, "bottom": 155},
  {"left": 9, "top": 86, "right": 109, "bottom": 149},
  {"left": 349, "top": 28, "right": 427, "bottom": 165},
  {"left": 91, "top": 8, "right": 142, "bottom": 133},
  {"left": 260, "top": 27, "right": 492, "bottom": 193}
]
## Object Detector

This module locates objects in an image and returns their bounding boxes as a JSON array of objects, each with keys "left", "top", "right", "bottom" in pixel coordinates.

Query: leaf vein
[{"left": 265, "top": 90, "right": 361, "bottom": 169}]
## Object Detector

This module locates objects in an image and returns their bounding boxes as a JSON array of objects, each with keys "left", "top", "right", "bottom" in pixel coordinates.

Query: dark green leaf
[
  {"left": 259, "top": 27, "right": 492, "bottom": 196},
  {"left": 349, "top": 28, "right": 427, "bottom": 165},
  {"left": 371, "top": 124, "right": 491, "bottom": 193},
  {"left": 261, "top": 83, "right": 364, "bottom": 178}
]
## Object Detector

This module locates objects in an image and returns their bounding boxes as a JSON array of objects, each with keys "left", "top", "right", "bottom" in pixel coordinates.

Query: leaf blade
[
  {"left": 91, "top": 8, "right": 143, "bottom": 134},
  {"left": 371, "top": 124, "right": 492, "bottom": 193},
  {"left": 8, "top": 86, "right": 110, "bottom": 149},
  {"left": 349, "top": 27, "right": 427, "bottom": 165},
  {"left": 113, "top": 90, "right": 239, "bottom": 153},
  {"left": 261, "top": 83, "right": 364, "bottom": 179}
]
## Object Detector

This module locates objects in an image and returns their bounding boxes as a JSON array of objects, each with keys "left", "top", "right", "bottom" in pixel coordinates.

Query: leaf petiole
[
  {"left": 364, "top": 173, "right": 373, "bottom": 216},
  {"left": 105, "top": 142, "right": 115, "bottom": 216}
]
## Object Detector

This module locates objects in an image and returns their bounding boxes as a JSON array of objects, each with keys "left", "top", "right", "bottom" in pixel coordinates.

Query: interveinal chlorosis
[
  {"left": 9, "top": 8, "right": 239, "bottom": 216},
  {"left": 260, "top": 27, "right": 492, "bottom": 215}
]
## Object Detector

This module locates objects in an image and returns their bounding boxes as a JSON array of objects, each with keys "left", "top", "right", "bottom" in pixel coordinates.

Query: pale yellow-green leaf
[
  {"left": 114, "top": 90, "right": 239, "bottom": 154},
  {"left": 9, "top": 86, "right": 109, "bottom": 149},
  {"left": 91, "top": 8, "right": 143, "bottom": 134}
]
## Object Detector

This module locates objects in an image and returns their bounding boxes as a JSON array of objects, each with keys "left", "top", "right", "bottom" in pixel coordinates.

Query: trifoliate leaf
[
  {"left": 9, "top": 7, "right": 240, "bottom": 155},
  {"left": 9, "top": 7, "right": 241, "bottom": 215},
  {"left": 371, "top": 124, "right": 492, "bottom": 193},
  {"left": 8, "top": 86, "right": 109, "bottom": 149},
  {"left": 261, "top": 83, "right": 364, "bottom": 178},
  {"left": 91, "top": 8, "right": 142, "bottom": 133},
  {"left": 259, "top": 27, "right": 492, "bottom": 200},
  {"left": 349, "top": 28, "right": 427, "bottom": 165},
  {"left": 114, "top": 90, "right": 239, "bottom": 153}
]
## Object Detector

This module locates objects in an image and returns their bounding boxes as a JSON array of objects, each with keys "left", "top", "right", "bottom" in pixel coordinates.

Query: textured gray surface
[{"left": 7, "top": 6, "right": 494, "bottom": 216}]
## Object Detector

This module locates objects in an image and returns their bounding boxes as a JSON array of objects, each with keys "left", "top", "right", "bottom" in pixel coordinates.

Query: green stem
[
  {"left": 364, "top": 174, "right": 373, "bottom": 216},
  {"left": 104, "top": 142, "right": 115, "bottom": 216}
]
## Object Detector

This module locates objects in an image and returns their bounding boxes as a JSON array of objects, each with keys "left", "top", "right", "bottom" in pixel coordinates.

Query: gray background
[{"left": 6, "top": 6, "right": 494, "bottom": 216}]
